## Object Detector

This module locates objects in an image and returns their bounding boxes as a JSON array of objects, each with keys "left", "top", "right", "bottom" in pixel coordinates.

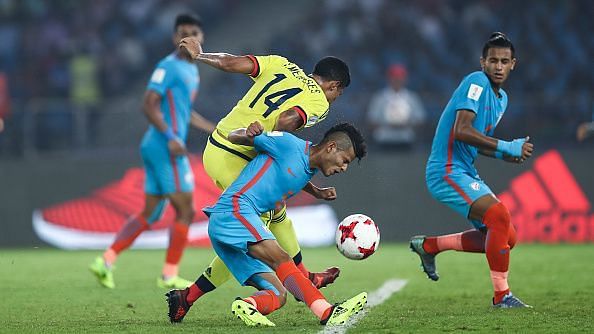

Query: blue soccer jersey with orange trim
[
  {"left": 427, "top": 71, "right": 508, "bottom": 176},
  {"left": 205, "top": 132, "right": 315, "bottom": 215}
]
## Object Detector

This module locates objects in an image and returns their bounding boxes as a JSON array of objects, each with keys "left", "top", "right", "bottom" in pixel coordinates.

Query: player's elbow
[{"left": 453, "top": 124, "right": 472, "bottom": 142}]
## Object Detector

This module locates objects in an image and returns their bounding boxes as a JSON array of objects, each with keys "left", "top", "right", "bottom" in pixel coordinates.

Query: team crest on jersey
[
  {"left": 467, "top": 84, "right": 483, "bottom": 101},
  {"left": 470, "top": 182, "right": 481, "bottom": 191},
  {"left": 306, "top": 116, "right": 319, "bottom": 126},
  {"left": 150, "top": 68, "right": 166, "bottom": 84}
]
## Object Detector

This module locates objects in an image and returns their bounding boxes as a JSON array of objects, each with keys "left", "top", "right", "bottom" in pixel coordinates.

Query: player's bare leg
[
  {"left": 90, "top": 194, "right": 164, "bottom": 288},
  {"left": 269, "top": 204, "right": 340, "bottom": 289},
  {"left": 158, "top": 191, "right": 195, "bottom": 289}
]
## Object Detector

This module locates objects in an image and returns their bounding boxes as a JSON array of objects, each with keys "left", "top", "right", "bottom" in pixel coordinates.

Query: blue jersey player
[
  {"left": 410, "top": 33, "right": 534, "bottom": 308},
  {"left": 166, "top": 121, "right": 368, "bottom": 327},
  {"left": 90, "top": 14, "right": 215, "bottom": 290}
]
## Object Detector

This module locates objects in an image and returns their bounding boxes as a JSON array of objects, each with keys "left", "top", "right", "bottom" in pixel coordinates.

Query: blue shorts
[
  {"left": 426, "top": 170, "right": 494, "bottom": 229},
  {"left": 207, "top": 211, "right": 275, "bottom": 285},
  {"left": 140, "top": 144, "right": 194, "bottom": 195}
]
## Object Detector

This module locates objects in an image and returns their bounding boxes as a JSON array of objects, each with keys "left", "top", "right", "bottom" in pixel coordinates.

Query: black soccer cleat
[
  {"left": 166, "top": 288, "right": 191, "bottom": 323},
  {"left": 410, "top": 235, "right": 439, "bottom": 281}
]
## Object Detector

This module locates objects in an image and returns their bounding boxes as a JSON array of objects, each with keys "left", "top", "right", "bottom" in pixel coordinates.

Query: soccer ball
[{"left": 335, "top": 214, "right": 380, "bottom": 260}]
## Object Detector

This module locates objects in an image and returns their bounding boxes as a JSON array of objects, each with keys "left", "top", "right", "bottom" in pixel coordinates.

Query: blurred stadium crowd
[{"left": 0, "top": 0, "right": 592, "bottom": 156}]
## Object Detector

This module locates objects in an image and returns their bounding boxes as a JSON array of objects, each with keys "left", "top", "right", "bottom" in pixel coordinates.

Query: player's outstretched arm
[
  {"left": 455, "top": 109, "right": 533, "bottom": 162},
  {"left": 303, "top": 182, "right": 337, "bottom": 201},
  {"left": 178, "top": 36, "right": 254, "bottom": 74},
  {"left": 190, "top": 110, "right": 215, "bottom": 134},
  {"left": 228, "top": 121, "right": 264, "bottom": 146}
]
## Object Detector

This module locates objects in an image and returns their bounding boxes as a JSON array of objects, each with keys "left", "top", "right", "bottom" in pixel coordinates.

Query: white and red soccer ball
[{"left": 335, "top": 214, "right": 380, "bottom": 260}]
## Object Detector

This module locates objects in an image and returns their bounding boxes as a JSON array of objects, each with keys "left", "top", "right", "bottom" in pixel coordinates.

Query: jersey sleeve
[
  {"left": 146, "top": 62, "right": 173, "bottom": 96},
  {"left": 246, "top": 55, "right": 286, "bottom": 80},
  {"left": 451, "top": 72, "right": 489, "bottom": 114},
  {"left": 299, "top": 99, "right": 330, "bottom": 128},
  {"left": 254, "top": 131, "right": 298, "bottom": 158}
]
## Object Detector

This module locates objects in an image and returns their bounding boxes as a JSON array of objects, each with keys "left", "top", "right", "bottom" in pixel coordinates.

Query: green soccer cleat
[
  {"left": 157, "top": 276, "right": 193, "bottom": 289},
  {"left": 322, "top": 292, "right": 368, "bottom": 326},
  {"left": 231, "top": 298, "right": 276, "bottom": 327},
  {"left": 410, "top": 235, "right": 439, "bottom": 281},
  {"left": 89, "top": 257, "right": 115, "bottom": 289}
]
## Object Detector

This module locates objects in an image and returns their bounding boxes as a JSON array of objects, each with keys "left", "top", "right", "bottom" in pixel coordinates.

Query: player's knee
[
  {"left": 271, "top": 249, "right": 292, "bottom": 269},
  {"left": 485, "top": 202, "right": 511, "bottom": 230}
]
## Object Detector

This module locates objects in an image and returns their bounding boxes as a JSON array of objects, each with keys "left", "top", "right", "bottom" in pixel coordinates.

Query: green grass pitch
[{"left": 1, "top": 244, "right": 592, "bottom": 333}]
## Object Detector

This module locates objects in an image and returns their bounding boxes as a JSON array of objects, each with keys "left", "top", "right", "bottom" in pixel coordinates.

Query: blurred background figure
[
  {"left": 366, "top": 64, "right": 426, "bottom": 149},
  {"left": 576, "top": 111, "right": 594, "bottom": 142}
]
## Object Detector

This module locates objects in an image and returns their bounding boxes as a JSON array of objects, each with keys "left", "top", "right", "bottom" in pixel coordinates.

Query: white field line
[{"left": 319, "top": 279, "right": 408, "bottom": 334}]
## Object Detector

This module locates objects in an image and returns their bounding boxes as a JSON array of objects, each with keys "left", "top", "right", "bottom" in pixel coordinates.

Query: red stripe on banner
[
  {"left": 232, "top": 156, "right": 274, "bottom": 239},
  {"left": 533, "top": 150, "right": 590, "bottom": 212},
  {"left": 292, "top": 106, "right": 307, "bottom": 125},
  {"left": 444, "top": 175, "right": 473, "bottom": 205},
  {"left": 510, "top": 171, "right": 553, "bottom": 215}
]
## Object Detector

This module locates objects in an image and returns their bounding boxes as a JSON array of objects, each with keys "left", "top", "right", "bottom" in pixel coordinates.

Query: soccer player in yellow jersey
[{"left": 177, "top": 36, "right": 350, "bottom": 303}]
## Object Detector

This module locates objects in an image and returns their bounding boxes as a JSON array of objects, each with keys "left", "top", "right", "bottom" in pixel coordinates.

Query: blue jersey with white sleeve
[
  {"left": 205, "top": 132, "right": 315, "bottom": 215},
  {"left": 426, "top": 71, "right": 508, "bottom": 176},
  {"left": 141, "top": 53, "right": 199, "bottom": 147}
]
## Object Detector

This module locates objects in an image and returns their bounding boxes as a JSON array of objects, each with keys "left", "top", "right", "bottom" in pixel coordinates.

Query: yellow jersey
[{"left": 211, "top": 55, "right": 330, "bottom": 159}]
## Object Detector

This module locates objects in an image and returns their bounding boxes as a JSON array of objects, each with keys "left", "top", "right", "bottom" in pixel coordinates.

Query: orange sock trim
[
  {"left": 109, "top": 215, "right": 149, "bottom": 254},
  {"left": 244, "top": 290, "right": 281, "bottom": 315},
  {"left": 296, "top": 262, "right": 310, "bottom": 277},
  {"left": 165, "top": 222, "right": 189, "bottom": 265},
  {"left": 276, "top": 261, "right": 330, "bottom": 319},
  {"left": 483, "top": 202, "right": 512, "bottom": 300}
]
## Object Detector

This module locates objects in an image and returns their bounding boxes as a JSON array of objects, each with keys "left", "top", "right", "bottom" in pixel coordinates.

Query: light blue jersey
[
  {"left": 140, "top": 53, "right": 199, "bottom": 195},
  {"left": 205, "top": 132, "right": 315, "bottom": 285},
  {"left": 142, "top": 53, "right": 199, "bottom": 145},
  {"left": 426, "top": 71, "right": 507, "bottom": 177},
  {"left": 425, "top": 71, "right": 508, "bottom": 226},
  {"left": 206, "top": 132, "right": 315, "bottom": 215}
]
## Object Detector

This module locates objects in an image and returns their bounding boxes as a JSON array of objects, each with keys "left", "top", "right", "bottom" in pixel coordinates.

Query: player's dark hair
[
  {"left": 313, "top": 57, "right": 351, "bottom": 88},
  {"left": 174, "top": 14, "right": 203, "bottom": 30},
  {"left": 482, "top": 32, "right": 515, "bottom": 58},
  {"left": 321, "top": 123, "right": 367, "bottom": 162}
]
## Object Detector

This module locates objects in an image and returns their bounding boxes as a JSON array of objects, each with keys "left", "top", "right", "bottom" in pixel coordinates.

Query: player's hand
[
  {"left": 520, "top": 136, "right": 533, "bottom": 162},
  {"left": 314, "top": 187, "right": 337, "bottom": 201},
  {"left": 504, "top": 136, "right": 533, "bottom": 163},
  {"left": 179, "top": 37, "right": 202, "bottom": 59},
  {"left": 246, "top": 121, "right": 264, "bottom": 137},
  {"left": 168, "top": 139, "right": 187, "bottom": 156}
]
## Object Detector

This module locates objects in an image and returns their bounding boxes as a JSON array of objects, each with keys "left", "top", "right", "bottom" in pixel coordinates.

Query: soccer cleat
[
  {"left": 409, "top": 235, "right": 439, "bottom": 281},
  {"left": 89, "top": 257, "right": 115, "bottom": 289},
  {"left": 166, "top": 289, "right": 192, "bottom": 323},
  {"left": 321, "top": 292, "right": 367, "bottom": 326},
  {"left": 157, "top": 276, "right": 193, "bottom": 289},
  {"left": 493, "top": 293, "right": 532, "bottom": 308},
  {"left": 231, "top": 298, "right": 276, "bottom": 327},
  {"left": 309, "top": 267, "right": 341, "bottom": 289}
]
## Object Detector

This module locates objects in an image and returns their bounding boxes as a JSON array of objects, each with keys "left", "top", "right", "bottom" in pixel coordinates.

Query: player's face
[
  {"left": 173, "top": 24, "right": 204, "bottom": 47},
  {"left": 480, "top": 47, "right": 516, "bottom": 86},
  {"left": 325, "top": 82, "right": 344, "bottom": 104},
  {"left": 320, "top": 143, "right": 356, "bottom": 176}
]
